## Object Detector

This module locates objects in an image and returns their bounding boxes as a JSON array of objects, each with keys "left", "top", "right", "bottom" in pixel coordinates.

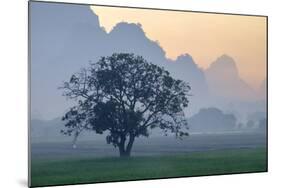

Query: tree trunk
[
  {"left": 118, "top": 134, "right": 135, "bottom": 157},
  {"left": 119, "top": 149, "right": 130, "bottom": 157},
  {"left": 125, "top": 134, "right": 135, "bottom": 157},
  {"left": 118, "top": 135, "right": 126, "bottom": 157}
]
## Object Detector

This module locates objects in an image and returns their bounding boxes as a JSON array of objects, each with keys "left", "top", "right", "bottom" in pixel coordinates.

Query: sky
[{"left": 91, "top": 5, "right": 267, "bottom": 89}]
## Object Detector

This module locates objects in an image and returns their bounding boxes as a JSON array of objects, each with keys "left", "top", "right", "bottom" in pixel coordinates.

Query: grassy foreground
[{"left": 31, "top": 148, "right": 267, "bottom": 187}]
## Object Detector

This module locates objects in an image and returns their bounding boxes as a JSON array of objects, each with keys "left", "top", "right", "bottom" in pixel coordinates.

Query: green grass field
[{"left": 31, "top": 148, "right": 267, "bottom": 187}]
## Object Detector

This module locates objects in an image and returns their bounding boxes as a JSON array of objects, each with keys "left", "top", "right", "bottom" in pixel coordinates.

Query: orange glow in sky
[{"left": 90, "top": 6, "right": 267, "bottom": 89}]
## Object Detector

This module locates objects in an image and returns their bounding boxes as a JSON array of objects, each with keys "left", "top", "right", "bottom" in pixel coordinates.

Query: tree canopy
[{"left": 60, "top": 53, "right": 190, "bottom": 157}]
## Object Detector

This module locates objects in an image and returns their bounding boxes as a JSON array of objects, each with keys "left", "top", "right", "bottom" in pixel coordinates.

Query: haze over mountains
[
  {"left": 206, "top": 55, "right": 256, "bottom": 101},
  {"left": 30, "top": 2, "right": 266, "bottom": 137}
]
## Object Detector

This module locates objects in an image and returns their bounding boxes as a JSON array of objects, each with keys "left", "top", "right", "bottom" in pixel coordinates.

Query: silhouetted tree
[
  {"left": 246, "top": 120, "right": 255, "bottom": 129},
  {"left": 60, "top": 53, "right": 190, "bottom": 157},
  {"left": 237, "top": 122, "right": 244, "bottom": 129},
  {"left": 189, "top": 107, "right": 237, "bottom": 132},
  {"left": 258, "top": 118, "right": 267, "bottom": 131}
]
